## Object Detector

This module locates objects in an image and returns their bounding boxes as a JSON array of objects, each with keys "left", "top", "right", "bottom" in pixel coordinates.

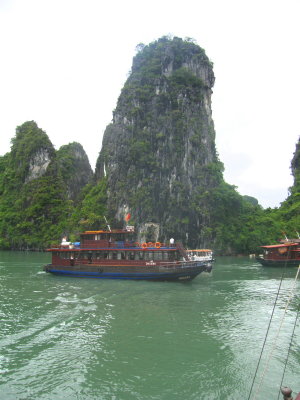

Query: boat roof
[
  {"left": 188, "top": 249, "right": 212, "bottom": 252},
  {"left": 82, "top": 229, "right": 133, "bottom": 235},
  {"left": 280, "top": 238, "right": 300, "bottom": 243},
  {"left": 260, "top": 243, "right": 299, "bottom": 249}
]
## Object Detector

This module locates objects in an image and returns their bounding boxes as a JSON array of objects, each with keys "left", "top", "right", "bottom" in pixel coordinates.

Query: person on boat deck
[
  {"left": 170, "top": 238, "right": 175, "bottom": 246},
  {"left": 61, "top": 236, "right": 70, "bottom": 246}
]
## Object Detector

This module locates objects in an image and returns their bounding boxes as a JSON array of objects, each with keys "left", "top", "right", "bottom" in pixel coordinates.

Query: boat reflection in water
[{"left": 44, "top": 226, "right": 212, "bottom": 281}]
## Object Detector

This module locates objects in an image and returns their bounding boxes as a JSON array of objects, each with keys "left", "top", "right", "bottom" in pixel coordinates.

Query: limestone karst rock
[
  {"left": 0, "top": 121, "right": 92, "bottom": 248},
  {"left": 57, "top": 142, "right": 93, "bottom": 203},
  {"left": 95, "top": 37, "right": 223, "bottom": 246}
]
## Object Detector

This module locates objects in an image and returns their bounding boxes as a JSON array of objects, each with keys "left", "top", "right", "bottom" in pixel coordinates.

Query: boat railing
[
  {"left": 53, "top": 241, "right": 173, "bottom": 250},
  {"left": 48, "top": 241, "right": 81, "bottom": 249},
  {"left": 159, "top": 260, "right": 203, "bottom": 270}
]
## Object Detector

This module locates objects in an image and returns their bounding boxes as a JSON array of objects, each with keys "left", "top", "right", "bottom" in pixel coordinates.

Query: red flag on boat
[{"left": 125, "top": 213, "right": 131, "bottom": 221}]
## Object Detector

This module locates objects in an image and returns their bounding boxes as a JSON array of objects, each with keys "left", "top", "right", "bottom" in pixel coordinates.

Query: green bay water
[{"left": 0, "top": 251, "right": 299, "bottom": 400}]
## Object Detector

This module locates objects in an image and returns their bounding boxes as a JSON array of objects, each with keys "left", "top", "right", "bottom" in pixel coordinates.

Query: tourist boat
[
  {"left": 187, "top": 249, "right": 214, "bottom": 263},
  {"left": 256, "top": 240, "right": 300, "bottom": 267},
  {"left": 44, "top": 226, "right": 212, "bottom": 281}
]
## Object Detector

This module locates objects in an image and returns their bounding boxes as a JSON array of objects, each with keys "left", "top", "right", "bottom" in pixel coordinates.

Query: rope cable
[
  {"left": 252, "top": 265, "right": 300, "bottom": 400},
  {"left": 247, "top": 266, "right": 286, "bottom": 400},
  {"left": 277, "top": 291, "right": 300, "bottom": 400}
]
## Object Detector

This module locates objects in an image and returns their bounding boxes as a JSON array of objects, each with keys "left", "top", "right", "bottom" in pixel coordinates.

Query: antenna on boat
[
  {"left": 104, "top": 216, "right": 111, "bottom": 231},
  {"left": 282, "top": 231, "right": 288, "bottom": 240}
]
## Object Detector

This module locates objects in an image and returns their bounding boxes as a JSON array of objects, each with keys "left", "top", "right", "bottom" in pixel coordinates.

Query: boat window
[
  {"left": 138, "top": 251, "right": 144, "bottom": 260},
  {"left": 128, "top": 252, "right": 135, "bottom": 260},
  {"left": 145, "top": 252, "right": 152, "bottom": 261},
  {"left": 95, "top": 252, "right": 100, "bottom": 259},
  {"left": 115, "top": 233, "right": 125, "bottom": 241},
  {"left": 153, "top": 251, "right": 161, "bottom": 260},
  {"left": 120, "top": 252, "right": 126, "bottom": 260},
  {"left": 112, "top": 252, "right": 118, "bottom": 260},
  {"left": 162, "top": 251, "right": 169, "bottom": 261},
  {"left": 117, "top": 252, "right": 122, "bottom": 260},
  {"left": 103, "top": 252, "right": 108, "bottom": 259},
  {"left": 169, "top": 251, "right": 175, "bottom": 261}
]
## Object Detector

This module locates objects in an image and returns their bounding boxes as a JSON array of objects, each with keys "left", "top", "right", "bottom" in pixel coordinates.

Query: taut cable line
[
  {"left": 251, "top": 265, "right": 300, "bottom": 400},
  {"left": 247, "top": 265, "right": 286, "bottom": 400},
  {"left": 277, "top": 290, "right": 300, "bottom": 400}
]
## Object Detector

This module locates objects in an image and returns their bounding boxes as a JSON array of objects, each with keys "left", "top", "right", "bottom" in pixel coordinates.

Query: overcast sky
[{"left": 0, "top": 0, "right": 299, "bottom": 208}]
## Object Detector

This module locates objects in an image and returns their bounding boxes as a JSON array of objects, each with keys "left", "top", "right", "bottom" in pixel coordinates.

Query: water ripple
[{"left": 0, "top": 253, "right": 299, "bottom": 399}]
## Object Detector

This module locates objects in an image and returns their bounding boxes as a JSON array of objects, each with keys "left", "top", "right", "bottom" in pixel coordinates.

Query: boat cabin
[
  {"left": 80, "top": 228, "right": 136, "bottom": 249},
  {"left": 47, "top": 226, "right": 189, "bottom": 267},
  {"left": 187, "top": 249, "right": 213, "bottom": 261},
  {"left": 260, "top": 243, "right": 300, "bottom": 260}
]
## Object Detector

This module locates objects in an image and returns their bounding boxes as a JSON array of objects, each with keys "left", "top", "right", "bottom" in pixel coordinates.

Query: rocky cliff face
[
  {"left": 95, "top": 37, "right": 223, "bottom": 247},
  {"left": 9, "top": 122, "right": 92, "bottom": 202},
  {"left": 291, "top": 137, "right": 300, "bottom": 191},
  {"left": 0, "top": 121, "right": 92, "bottom": 249},
  {"left": 10, "top": 121, "right": 56, "bottom": 184},
  {"left": 57, "top": 142, "right": 93, "bottom": 202},
  {"left": 26, "top": 149, "right": 52, "bottom": 183}
]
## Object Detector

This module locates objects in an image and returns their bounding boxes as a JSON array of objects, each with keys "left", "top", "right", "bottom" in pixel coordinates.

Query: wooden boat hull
[
  {"left": 256, "top": 257, "right": 300, "bottom": 267},
  {"left": 44, "top": 262, "right": 211, "bottom": 281}
]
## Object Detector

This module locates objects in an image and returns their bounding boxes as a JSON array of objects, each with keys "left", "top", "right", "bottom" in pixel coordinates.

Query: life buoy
[
  {"left": 278, "top": 247, "right": 287, "bottom": 254},
  {"left": 142, "top": 242, "right": 147, "bottom": 248},
  {"left": 155, "top": 242, "right": 161, "bottom": 248}
]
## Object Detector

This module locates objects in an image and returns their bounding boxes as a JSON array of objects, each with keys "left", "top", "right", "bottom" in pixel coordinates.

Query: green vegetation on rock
[{"left": 0, "top": 121, "right": 102, "bottom": 249}]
